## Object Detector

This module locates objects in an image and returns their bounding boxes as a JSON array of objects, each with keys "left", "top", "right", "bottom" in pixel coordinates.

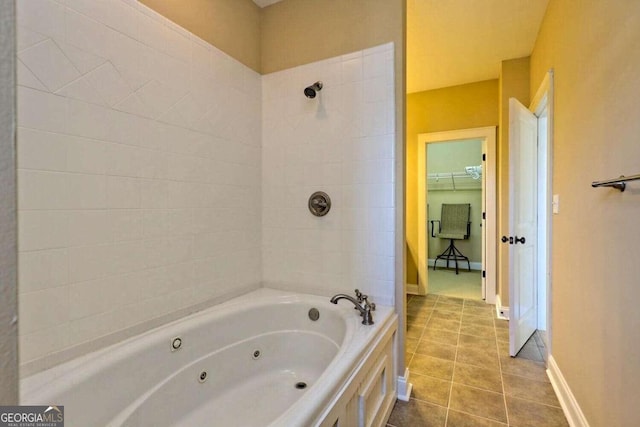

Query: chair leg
[{"left": 433, "top": 239, "right": 471, "bottom": 275}]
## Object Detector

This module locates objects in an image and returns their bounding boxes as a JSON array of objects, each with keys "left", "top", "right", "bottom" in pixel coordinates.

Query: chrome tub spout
[{"left": 330, "top": 292, "right": 375, "bottom": 325}]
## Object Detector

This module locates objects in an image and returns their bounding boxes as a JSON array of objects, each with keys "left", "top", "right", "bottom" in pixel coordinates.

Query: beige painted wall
[
  {"left": 406, "top": 80, "right": 498, "bottom": 283},
  {"left": 531, "top": 1, "right": 640, "bottom": 425},
  {"left": 139, "top": 0, "right": 261, "bottom": 72},
  {"left": 261, "top": 0, "right": 403, "bottom": 74},
  {"left": 497, "top": 57, "right": 530, "bottom": 304}
]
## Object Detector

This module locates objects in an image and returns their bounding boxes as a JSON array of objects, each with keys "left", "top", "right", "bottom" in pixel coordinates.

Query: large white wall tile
[
  {"left": 18, "top": 39, "right": 80, "bottom": 92},
  {"left": 17, "top": 0, "right": 262, "bottom": 366},
  {"left": 19, "top": 211, "right": 70, "bottom": 252},
  {"left": 262, "top": 44, "right": 395, "bottom": 306},
  {"left": 17, "top": 128, "right": 67, "bottom": 172},
  {"left": 17, "top": 0, "right": 66, "bottom": 42},
  {"left": 19, "top": 249, "right": 69, "bottom": 294},
  {"left": 17, "top": 60, "right": 47, "bottom": 91},
  {"left": 18, "top": 87, "right": 67, "bottom": 134}
]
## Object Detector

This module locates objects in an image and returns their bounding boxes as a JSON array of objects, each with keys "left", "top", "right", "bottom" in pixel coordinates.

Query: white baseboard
[
  {"left": 495, "top": 294, "right": 509, "bottom": 320},
  {"left": 406, "top": 283, "right": 419, "bottom": 295},
  {"left": 547, "top": 355, "right": 590, "bottom": 427},
  {"left": 396, "top": 368, "right": 412, "bottom": 402},
  {"left": 428, "top": 258, "right": 482, "bottom": 271}
]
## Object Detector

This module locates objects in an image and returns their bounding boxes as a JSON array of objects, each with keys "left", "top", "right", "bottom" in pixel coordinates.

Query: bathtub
[{"left": 21, "top": 288, "right": 398, "bottom": 427}]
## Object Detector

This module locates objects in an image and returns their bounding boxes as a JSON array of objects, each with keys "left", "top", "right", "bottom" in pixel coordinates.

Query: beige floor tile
[
  {"left": 462, "top": 298, "right": 490, "bottom": 308},
  {"left": 494, "top": 318, "right": 509, "bottom": 329},
  {"left": 496, "top": 328, "right": 510, "bottom": 342},
  {"left": 502, "top": 373, "right": 561, "bottom": 407},
  {"left": 432, "top": 309, "right": 463, "bottom": 321},
  {"left": 453, "top": 362, "right": 503, "bottom": 393},
  {"left": 410, "top": 354, "right": 455, "bottom": 380},
  {"left": 416, "top": 340, "right": 457, "bottom": 361},
  {"left": 423, "top": 327, "right": 459, "bottom": 346},
  {"left": 449, "top": 384, "right": 507, "bottom": 423},
  {"left": 505, "top": 396, "right": 569, "bottom": 427},
  {"left": 405, "top": 352, "right": 413, "bottom": 365},
  {"left": 446, "top": 409, "right": 507, "bottom": 426},
  {"left": 407, "top": 303, "right": 433, "bottom": 316},
  {"left": 387, "top": 399, "right": 447, "bottom": 427},
  {"left": 411, "top": 372, "right": 452, "bottom": 406},
  {"left": 406, "top": 337, "right": 419, "bottom": 353},
  {"left": 497, "top": 340, "right": 510, "bottom": 357},
  {"left": 456, "top": 345, "right": 500, "bottom": 371},
  {"left": 515, "top": 337, "right": 544, "bottom": 362},
  {"left": 461, "top": 314, "right": 494, "bottom": 327},
  {"left": 406, "top": 324, "right": 425, "bottom": 339},
  {"left": 400, "top": 295, "right": 566, "bottom": 427},
  {"left": 499, "top": 356, "right": 549, "bottom": 382},
  {"left": 458, "top": 334, "right": 497, "bottom": 351},
  {"left": 460, "top": 323, "right": 496, "bottom": 338},
  {"left": 428, "top": 317, "right": 462, "bottom": 332},
  {"left": 463, "top": 306, "right": 496, "bottom": 318}
]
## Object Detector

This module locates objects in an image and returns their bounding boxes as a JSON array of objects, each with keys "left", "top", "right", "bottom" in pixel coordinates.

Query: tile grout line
[{"left": 443, "top": 295, "right": 464, "bottom": 427}]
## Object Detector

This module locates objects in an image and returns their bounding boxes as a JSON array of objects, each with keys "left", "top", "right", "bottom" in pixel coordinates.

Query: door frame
[
  {"left": 529, "top": 70, "right": 554, "bottom": 355},
  {"left": 417, "top": 127, "right": 497, "bottom": 304}
]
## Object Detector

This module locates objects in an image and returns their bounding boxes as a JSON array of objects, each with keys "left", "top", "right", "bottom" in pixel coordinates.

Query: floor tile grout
[{"left": 395, "top": 292, "right": 568, "bottom": 427}]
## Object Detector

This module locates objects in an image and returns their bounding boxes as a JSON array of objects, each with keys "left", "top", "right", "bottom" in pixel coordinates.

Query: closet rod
[{"left": 591, "top": 173, "right": 640, "bottom": 192}]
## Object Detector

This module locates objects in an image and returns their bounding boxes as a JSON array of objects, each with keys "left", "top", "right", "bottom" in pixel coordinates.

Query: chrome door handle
[{"left": 514, "top": 236, "right": 526, "bottom": 244}]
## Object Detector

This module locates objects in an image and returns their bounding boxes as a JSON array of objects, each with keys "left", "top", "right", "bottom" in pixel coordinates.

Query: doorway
[
  {"left": 426, "top": 139, "right": 483, "bottom": 299},
  {"left": 416, "top": 127, "right": 497, "bottom": 304},
  {"left": 508, "top": 71, "right": 554, "bottom": 359}
]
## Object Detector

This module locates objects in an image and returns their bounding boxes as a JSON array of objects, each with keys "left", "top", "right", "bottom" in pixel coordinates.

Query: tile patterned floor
[{"left": 388, "top": 294, "right": 568, "bottom": 427}]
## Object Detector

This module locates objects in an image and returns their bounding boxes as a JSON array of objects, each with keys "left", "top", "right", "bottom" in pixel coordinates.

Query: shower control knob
[{"left": 308, "top": 191, "right": 331, "bottom": 217}]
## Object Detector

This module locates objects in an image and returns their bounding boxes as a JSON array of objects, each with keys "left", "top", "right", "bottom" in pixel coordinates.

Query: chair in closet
[{"left": 431, "top": 203, "right": 471, "bottom": 274}]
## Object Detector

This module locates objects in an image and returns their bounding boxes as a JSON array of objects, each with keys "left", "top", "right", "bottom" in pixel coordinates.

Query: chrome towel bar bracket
[{"left": 591, "top": 174, "right": 640, "bottom": 192}]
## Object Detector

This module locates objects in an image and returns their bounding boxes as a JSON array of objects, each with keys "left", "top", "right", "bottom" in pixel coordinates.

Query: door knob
[{"left": 514, "top": 236, "right": 526, "bottom": 244}]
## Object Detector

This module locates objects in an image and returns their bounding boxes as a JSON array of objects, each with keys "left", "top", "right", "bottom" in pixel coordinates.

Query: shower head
[{"left": 304, "top": 81, "right": 323, "bottom": 98}]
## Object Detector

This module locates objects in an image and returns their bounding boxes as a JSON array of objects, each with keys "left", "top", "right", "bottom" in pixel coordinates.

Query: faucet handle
[
  {"left": 361, "top": 295, "right": 375, "bottom": 311},
  {"left": 354, "top": 289, "right": 363, "bottom": 301},
  {"left": 369, "top": 302, "right": 376, "bottom": 311}
]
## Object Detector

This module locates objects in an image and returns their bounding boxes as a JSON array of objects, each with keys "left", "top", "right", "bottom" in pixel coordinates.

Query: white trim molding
[
  {"left": 495, "top": 294, "right": 509, "bottom": 320},
  {"left": 417, "top": 127, "right": 497, "bottom": 303},
  {"left": 547, "top": 355, "right": 590, "bottom": 427},
  {"left": 396, "top": 368, "right": 412, "bottom": 402}
]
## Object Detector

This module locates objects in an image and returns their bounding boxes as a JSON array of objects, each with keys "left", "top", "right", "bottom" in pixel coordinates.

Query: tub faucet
[{"left": 330, "top": 292, "right": 376, "bottom": 325}]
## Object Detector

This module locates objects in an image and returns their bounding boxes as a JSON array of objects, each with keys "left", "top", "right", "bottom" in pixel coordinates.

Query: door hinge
[
  {"left": 482, "top": 270, "right": 486, "bottom": 278},
  {"left": 482, "top": 212, "right": 486, "bottom": 220},
  {"left": 482, "top": 153, "right": 486, "bottom": 161}
]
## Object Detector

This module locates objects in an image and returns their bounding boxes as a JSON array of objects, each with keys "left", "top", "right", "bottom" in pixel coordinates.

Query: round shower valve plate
[{"left": 308, "top": 192, "right": 331, "bottom": 217}]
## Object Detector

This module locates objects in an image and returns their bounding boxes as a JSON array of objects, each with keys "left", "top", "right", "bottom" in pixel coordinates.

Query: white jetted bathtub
[{"left": 22, "top": 289, "right": 398, "bottom": 427}]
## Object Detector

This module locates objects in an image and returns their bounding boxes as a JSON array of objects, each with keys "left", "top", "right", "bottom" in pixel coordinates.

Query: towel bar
[{"left": 591, "top": 174, "right": 640, "bottom": 192}]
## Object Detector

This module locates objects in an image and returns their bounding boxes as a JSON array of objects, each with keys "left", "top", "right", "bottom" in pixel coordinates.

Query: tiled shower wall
[
  {"left": 16, "top": 0, "right": 262, "bottom": 366},
  {"left": 262, "top": 43, "right": 396, "bottom": 306}
]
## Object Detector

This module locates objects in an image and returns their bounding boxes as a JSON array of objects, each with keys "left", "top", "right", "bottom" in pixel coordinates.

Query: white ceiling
[
  {"left": 252, "top": 0, "right": 283, "bottom": 8},
  {"left": 408, "top": 0, "right": 549, "bottom": 93}
]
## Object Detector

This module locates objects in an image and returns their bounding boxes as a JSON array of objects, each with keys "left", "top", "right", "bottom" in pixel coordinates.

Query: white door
[{"left": 508, "top": 98, "right": 538, "bottom": 356}]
